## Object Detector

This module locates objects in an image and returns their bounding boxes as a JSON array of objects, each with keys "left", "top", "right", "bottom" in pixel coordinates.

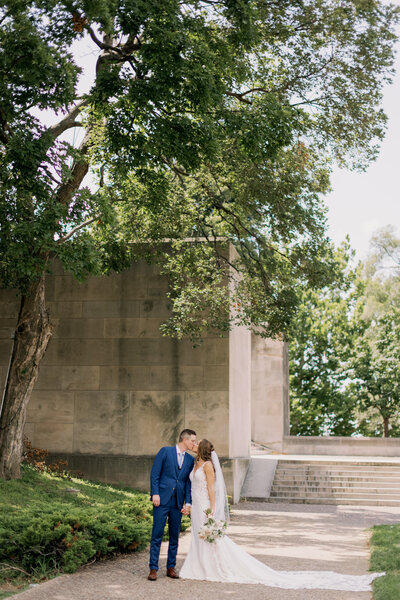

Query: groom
[{"left": 148, "top": 428, "right": 197, "bottom": 581}]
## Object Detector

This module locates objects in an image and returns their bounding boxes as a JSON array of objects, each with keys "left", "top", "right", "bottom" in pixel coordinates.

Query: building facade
[{"left": 0, "top": 249, "right": 289, "bottom": 501}]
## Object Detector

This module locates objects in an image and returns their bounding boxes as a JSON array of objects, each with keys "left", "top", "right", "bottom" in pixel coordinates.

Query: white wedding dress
[{"left": 179, "top": 458, "right": 384, "bottom": 591}]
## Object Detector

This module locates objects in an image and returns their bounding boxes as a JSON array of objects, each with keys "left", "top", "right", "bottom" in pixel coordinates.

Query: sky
[{"left": 326, "top": 20, "right": 400, "bottom": 261}]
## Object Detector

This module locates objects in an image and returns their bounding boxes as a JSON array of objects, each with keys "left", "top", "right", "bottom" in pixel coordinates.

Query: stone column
[{"left": 251, "top": 334, "right": 289, "bottom": 452}]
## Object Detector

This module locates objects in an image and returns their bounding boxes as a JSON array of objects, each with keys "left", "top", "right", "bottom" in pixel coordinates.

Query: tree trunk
[
  {"left": 383, "top": 416, "right": 390, "bottom": 438},
  {"left": 0, "top": 274, "right": 53, "bottom": 479}
]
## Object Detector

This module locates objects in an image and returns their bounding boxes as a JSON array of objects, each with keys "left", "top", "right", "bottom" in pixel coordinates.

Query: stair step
[
  {"left": 270, "top": 490, "right": 400, "bottom": 499},
  {"left": 273, "top": 480, "right": 400, "bottom": 488},
  {"left": 275, "top": 467, "right": 400, "bottom": 474},
  {"left": 278, "top": 458, "right": 400, "bottom": 469},
  {"left": 268, "top": 497, "right": 400, "bottom": 506},
  {"left": 266, "top": 458, "right": 400, "bottom": 506},
  {"left": 275, "top": 473, "right": 400, "bottom": 479},
  {"left": 275, "top": 462, "right": 400, "bottom": 466},
  {"left": 274, "top": 474, "right": 400, "bottom": 482},
  {"left": 272, "top": 484, "right": 400, "bottom": 493}
]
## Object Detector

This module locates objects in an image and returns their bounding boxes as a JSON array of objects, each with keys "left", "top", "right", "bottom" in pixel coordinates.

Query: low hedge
[
  {"left": 0, "top": 464, "right": 189, "bottom": 584},
  {"left": 1, "top": 502, "right": 152, "bottom": 576}
]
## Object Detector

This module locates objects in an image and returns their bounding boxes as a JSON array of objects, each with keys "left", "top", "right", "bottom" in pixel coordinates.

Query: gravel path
[{"left": 16, "top": 502, "right": 400, "bottom": 600}]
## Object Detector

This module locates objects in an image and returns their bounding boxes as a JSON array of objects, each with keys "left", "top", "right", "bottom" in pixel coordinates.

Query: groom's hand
[
  {"left": 152, "top": 494, "right": 160, "bottom": 507},
  {"left": 181, "top": 504, "right": 190, "bottom": 515}
]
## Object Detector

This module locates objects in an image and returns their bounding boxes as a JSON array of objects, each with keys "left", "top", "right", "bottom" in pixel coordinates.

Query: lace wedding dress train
[{"left": 179, "top": 461, "right": 384, "bottom": 591}]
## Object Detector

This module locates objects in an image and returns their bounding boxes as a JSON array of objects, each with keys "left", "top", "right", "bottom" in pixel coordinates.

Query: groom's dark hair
[{"left": 179, "top": 428, "right": 196, "bottom": 441}]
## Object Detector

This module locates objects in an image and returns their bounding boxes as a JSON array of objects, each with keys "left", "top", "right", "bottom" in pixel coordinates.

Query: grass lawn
[
  {"left": 0, "top": 587, "right": 28, "bottom": 599},
  {"left": 0, "top": 464, "right": 189, "bottom": 598},
  {"left": 370, "top": 524, "right": 400, "bottom": 599}
]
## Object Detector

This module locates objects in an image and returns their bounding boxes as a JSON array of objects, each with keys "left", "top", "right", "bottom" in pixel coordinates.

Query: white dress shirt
[
  {"left": 176, "top": 444, "right": 185, "bottom": 468},
  {"left": 176, "top": 445, "right": 191, "bottom": 506}
]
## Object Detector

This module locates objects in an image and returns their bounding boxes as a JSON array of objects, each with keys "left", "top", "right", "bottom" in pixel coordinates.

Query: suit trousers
[{"left": 149, "top": 492, "right": 183, "bottom": 570}]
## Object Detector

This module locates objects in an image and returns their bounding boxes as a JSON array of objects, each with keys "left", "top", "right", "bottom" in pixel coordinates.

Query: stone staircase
[{"left": 269, "top": 459, "right": 400, "bottom": 506}]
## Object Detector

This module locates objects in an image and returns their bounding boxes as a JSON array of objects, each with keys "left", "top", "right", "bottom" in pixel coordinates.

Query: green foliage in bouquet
[{"left": 198, "top": 508, "right": 227, "bottom": 544}]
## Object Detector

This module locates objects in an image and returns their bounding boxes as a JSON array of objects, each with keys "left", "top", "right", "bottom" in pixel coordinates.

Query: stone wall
[
  {"left": 251, "top": 335, "right": 289, "bottom": 452},
  {"left": 283, "top": 436, "right": 400, "bottom": 456},
  {"left": 0, "top": 256, "right": 254, "bottom": 499}
]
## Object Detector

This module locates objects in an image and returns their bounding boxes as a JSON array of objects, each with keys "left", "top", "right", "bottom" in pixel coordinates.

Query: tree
[
  {"left": 348, "top": 226, "right": 400, "bottom": 436},
  {"left": 288, "top": 240, "right": 365, "bottom": 436},
  {"left": 289, "top": 228, "right": 400, "bottom": 438},
  {"left": 362, "top": 225, "right": 400, "bottom": 321},
  {"left": 350, "top": 309, "right": 400, "bottom": 437},
  {"left": 0, "top": 0, "right": 398, "bottom": 478}
]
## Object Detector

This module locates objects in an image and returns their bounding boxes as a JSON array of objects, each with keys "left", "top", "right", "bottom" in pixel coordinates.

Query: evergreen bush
[{"left": 0, "top": 464, "right": 190, "bottom": 584}]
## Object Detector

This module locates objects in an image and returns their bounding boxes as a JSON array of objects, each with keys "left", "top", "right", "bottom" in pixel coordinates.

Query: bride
[{"left": 179, "top": 439, "right": 384, "bottom": 591}]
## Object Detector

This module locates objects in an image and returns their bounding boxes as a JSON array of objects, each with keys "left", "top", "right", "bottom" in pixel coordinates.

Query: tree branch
[
  {"left": 278, "top": 53, "right": 335, "bottom": 94},
  {"left": 57, "top": 215, "right": 100, "bottom": 244},
  {"left": 47, "top": 99, "right": 88, "bottom": 140},
  {"left": 0, "top": 563, "right": 30, "bottom": 576},
  {"left": 87, "top": 26, "right": 141, "bottom": 57},
  {"left": 226, "top": 91, "right": 253, "bottom": 105},
  {"left": 53, "top": 31, "right": 130, "bottom": 210},
  {"left": 0, "top": 106, "right": 11, "bottom": 144},
  {"left": 227, "top": 86, "right": 271, "bottom": 103},
  {"left": 87, "top": 26, "right": 123, "bottom": 55},
  {"left": 0, "top": 128, "right": 9, "bottom": 145},
  {"left": 202, "top": 179, "right": 292, "bottom": 266},
  {"left": 56, "top": 128, "right": 91, "bottom": 205},
  {"left": 121, "top": 33, "right": 142, "bottom": 54}
]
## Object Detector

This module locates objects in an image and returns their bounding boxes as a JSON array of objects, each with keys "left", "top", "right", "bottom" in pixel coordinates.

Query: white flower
[{"left": 198, "top": 509, "right": 227, "bottom": 544}]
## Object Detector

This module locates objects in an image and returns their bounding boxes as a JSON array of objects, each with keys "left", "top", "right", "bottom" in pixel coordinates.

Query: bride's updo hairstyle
[{"left": 197, "top": 439, "right": 215, "bottom": 464}]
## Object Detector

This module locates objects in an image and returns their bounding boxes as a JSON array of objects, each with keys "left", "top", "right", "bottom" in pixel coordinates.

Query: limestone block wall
[
  {"left": 0, "top": 260, "right": 231, "bottom": 458},
  {"left": 251, "top": 335, "right": 289, "bottom": 452},
  {"left": 227, "top": 244, "right": 252, "bottom": 465},
  {"left": 229, "top": 322, "right": 251, "bottom": 459},
  {"left": 0, "top": 258, "right": 253, "bottom": 499},
  {"left": 227, "top": 315, "right": 251, "bottom": 501}
]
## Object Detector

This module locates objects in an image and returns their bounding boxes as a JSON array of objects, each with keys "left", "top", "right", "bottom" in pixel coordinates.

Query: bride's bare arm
[{"left": 204, "top": 461, "right": 216, "bottom": 514}]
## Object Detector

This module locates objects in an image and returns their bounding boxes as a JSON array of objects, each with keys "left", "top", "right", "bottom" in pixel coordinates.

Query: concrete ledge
[
  {"left": 230, "top": 458, "right": 250, "bottom": 504},
  {"left": 45, "top": 452, "right": 248, "bottom": 503},
  {"left": 240, "top": 456, "right": 277, "bottom": 500},
  {"left": 283, "top": 435, "right": 400, "bottom": 456}
]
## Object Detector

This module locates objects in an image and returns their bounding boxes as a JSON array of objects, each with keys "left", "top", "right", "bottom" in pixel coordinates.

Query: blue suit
[{"left": 149, "top": 446, "right": 194, "bottom": 571}]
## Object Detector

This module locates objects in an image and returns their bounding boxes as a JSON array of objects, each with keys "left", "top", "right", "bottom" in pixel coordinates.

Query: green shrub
[{"left": 1, "top": 500, "right": 152, "bottom": 577}]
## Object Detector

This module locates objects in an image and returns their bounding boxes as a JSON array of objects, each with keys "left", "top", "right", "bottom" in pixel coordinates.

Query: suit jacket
[{"left": 150, "top": 446, "right": 194, "bottom": 508}]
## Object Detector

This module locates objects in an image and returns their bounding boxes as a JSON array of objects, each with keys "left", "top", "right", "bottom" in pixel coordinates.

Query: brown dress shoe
[
  {"left": 148, "top": 569, "right": 157, "bottom": 581},
  {"left": 166, "top": 567, "right": 179, "bottom": 579}
]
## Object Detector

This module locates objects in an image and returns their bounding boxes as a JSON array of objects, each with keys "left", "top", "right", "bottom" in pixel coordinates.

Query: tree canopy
[
  {"left": 350, "top": 308, "right": 400, "bottom": 437},
  {"left": 1, "top": 0, "right": 399, "bottom": 338},
  {"left": 289, "top": 229, "right": 400, "bottom": 438},
  {"left": 288, "top": 240, "right": 365, "bottom": 436},
  {"left": 1, "top": 1, "right": 400, "bottom": 477}
]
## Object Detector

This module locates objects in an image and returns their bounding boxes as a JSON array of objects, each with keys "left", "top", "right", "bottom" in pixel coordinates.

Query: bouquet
[{"left": 198, "top": 508, "right": 227, "bottom": 544}]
